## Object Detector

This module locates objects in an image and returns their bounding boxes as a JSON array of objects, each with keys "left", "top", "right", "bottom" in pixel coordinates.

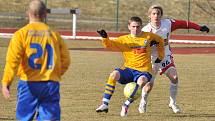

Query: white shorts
[{"left": 152, "top": 55, "right": 176, "bottom": 75}]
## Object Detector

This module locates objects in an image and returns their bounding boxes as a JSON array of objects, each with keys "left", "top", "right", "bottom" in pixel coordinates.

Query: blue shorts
[
  {"left": 115, "top": 67, "right": 152, "bottom": 84},
  {"left": 16, "top": 80, "right": 60, "bottom": 121}
]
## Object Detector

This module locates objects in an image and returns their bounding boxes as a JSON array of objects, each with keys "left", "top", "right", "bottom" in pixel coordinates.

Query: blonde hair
[{"left": 148, "top": 5, "right": 163, "bottom": 17}]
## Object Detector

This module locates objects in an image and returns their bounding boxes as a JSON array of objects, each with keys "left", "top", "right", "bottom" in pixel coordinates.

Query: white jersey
[
  {"left": 142, "top": 18, "right": 201, "bottom": 75},
  {"left": 142, "top": 19, "right": 172, "bottom": 60}
]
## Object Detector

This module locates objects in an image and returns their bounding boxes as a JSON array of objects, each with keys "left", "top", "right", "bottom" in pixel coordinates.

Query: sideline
[
  {"left": 1, "top": 28, "right": 215, "bottom": 54},
  {"left": 0, "top": 32, "right": 215, "bottom": 45}
]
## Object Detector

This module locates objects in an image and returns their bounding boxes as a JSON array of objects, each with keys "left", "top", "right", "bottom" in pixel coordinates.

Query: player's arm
[
  {"left": 150, "top": 33, "right": 165, "bottom": 62},
  {"left": 97, "top": 30, "right": 126, "bottom": 51},
  {"left": 171, "top": 19, "right": 209, "bottom": 33},
  {"left": 58, "top": 34, "right": 71, "bottom": 75},
  {"left": 1, "top": 32, "right": 24, "bottom": 87},
  {"left": 1, "top": 32, "right": 24, "bottom": 99},
  {"left": 156, "top": 36, "right": 164, "bottom": 62}
]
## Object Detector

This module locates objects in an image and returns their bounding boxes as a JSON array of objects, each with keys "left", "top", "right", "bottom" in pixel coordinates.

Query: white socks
[
  {"left": 141, "top": 89, "right": 148, "bottom": 104},
  {"left": 169, "top": 82, "right": 178, "bottom": 105}
]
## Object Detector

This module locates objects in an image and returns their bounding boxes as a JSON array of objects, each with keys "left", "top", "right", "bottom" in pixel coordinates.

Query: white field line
[{"left": 1, "top": 33, "right": 215, "bottom": 44}]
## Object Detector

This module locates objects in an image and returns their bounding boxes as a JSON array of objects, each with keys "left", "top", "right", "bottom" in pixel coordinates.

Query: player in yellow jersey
[
  {"left": 96, "top": 16, "right": 165, "bottom": 117},
  {"left": 1, "top": 0, "right": 70, "bottom": 120}
]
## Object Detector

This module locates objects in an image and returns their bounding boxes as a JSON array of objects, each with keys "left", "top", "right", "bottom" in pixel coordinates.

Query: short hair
[
  {"left": 128, "top": 16, "right": 142, "bottom": 25},
  {"left": 148, "top": 5, "right": 163, "bottom": 17},
  {"left": 28, "top": 0, "right": 47, "bottom": 18}
]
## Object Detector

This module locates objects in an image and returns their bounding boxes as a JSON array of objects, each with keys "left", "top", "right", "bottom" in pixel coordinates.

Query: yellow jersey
[
  {"left": 102, "top": 32, "right": 164, "bottom": 73},
  {"left": 2, "top": 22, "right": 70, "bottom": 86}
]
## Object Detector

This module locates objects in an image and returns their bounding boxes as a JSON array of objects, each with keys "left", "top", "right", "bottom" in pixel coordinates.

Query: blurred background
[{"left": 0, "top": 0, "right": 214, "bottom": 34}]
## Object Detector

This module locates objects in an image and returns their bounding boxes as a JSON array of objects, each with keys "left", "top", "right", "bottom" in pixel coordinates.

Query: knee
[
  {"left": 137, "top": 77, "right": 145, "bottom": 87},
  {"left": 171, "top": 77, "right": 178, "bottom": 84},
  {"left": 167, "top": 69, "right": 178, "bottom": 84},
  {"left": 109, "top": 70, "right": 120, "bottom": 81},
  {"left": 137, "top": 76, "right": 150, "bottom": 87},
  {"left": 143, "top": 82, "right": 153, "bottom": 93},
  {"left": 170, "top": 75, "right": 178, "bottom": 84}
]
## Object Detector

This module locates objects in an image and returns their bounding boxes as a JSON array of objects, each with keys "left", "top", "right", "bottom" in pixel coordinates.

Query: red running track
[
  {"left": 171, "top": 47, "right": 215, "bottom": 54},
  {"left": 1, "top": 28, "right": 215, "bottom": 54}
]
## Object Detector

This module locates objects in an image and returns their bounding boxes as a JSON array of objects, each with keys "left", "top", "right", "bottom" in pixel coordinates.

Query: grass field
[
  {"left": 0, "top": 0, "right": 215, "bottom": 34},
  {"left": 0, "top": 39, "right": 215, "bottom": 121}
]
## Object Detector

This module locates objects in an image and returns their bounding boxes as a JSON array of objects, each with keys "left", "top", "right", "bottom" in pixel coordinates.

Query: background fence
[{"left": 0, "top": 0, "right": 214, "bottom": 34}]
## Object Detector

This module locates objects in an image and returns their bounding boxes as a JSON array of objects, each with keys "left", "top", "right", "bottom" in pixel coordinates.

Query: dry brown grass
[
  {"left": 0, "top": 39, "right": 215, "bottom": 121},
  {"left": 0, "top": 0, "right": 214, "bottom": 33}
]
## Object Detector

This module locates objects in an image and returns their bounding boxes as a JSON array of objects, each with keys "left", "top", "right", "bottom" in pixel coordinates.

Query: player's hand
[
  {"left": 2, "top": 85, "right": 10, "bottom": 99},
  {"left": 97, "top": 29, "right": 107, "bottom": 38},
  {"left": 150, "top": 40, "right": 159, "bottom": 46},
  {"left": 154, "top": 58, "right": 162, "bottom": 63},
  {"left": 200, "top": 25, "right": 209, "bottom": 33}
]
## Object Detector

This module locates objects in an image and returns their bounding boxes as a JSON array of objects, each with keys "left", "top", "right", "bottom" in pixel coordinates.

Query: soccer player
[
  {"left": 96, "top": 16, "right": 165, "bottom": 117},
  {"left": 1, "top": 0, "right": 70, "bottom": 120},
  {"left": 141, "top": 4, "right": 210, "bottom": 113}
]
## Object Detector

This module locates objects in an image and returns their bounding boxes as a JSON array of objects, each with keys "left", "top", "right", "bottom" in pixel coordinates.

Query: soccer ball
[{"left": 124, "top": 82, "right": 141, "bottom": 100}]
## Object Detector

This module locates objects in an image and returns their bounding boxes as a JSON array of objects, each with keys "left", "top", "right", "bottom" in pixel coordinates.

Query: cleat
[
  {"left": 138, "top": 102, "right": 147, "bottom": 113},
  {"left": 96, "top": 104, "right": 108, "bottom": 113},
  {"left": 120, "top": 105, "right": 128, "bottom": 117},
  {"left": 169, "top": 103, "right": 181, "bottom": 113}
]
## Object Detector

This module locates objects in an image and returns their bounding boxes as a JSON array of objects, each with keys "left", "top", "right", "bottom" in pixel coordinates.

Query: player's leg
[
  {"left": 144, "top": 61, "right": 159, "bottom": 103},
  {"left": 96, "top": 68, "right": 129, "bottom": 113},
  {"left": 36, "top": 81, "right": 60, "bottom": 121},
  {"left": 16, "top": 80, "right": 39, "bottom": 121},
  {"left": 160, "top": 55, "right": 181, "bottom": 113},
  {"left": 137, "top": 61, "right": 158, "bottom": 114},
  {"left": 137, "top": 73, "right": 153, "bottom": 113},
  {"left": 120, "top": 97, "right": 134, "bottom": 117},
  {"left": 107, "top": 68, "right": 133, "bottom": 117},
  {"left": 120, "top": 80, "right": 139, "bottom": 116},
  {"left": 140, "top": 60, "right": 159, "bottom": 111},
  {"left": 165, "top": 67, "right": 181, "bottom": 113}
]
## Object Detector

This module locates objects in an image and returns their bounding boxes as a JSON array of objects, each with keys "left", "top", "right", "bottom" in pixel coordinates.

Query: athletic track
[{"left": 1, "top": 28, "right": 215, "bottom": 54}]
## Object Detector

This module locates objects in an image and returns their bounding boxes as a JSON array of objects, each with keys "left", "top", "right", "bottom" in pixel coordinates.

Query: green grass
[{"left": 0, "top": 39, "right": 215, "bottom": 121}]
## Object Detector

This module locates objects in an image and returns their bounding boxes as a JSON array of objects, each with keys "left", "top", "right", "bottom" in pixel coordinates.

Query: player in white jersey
[{"left": 140, "top": 4, "right": 210, "bottom": 114}]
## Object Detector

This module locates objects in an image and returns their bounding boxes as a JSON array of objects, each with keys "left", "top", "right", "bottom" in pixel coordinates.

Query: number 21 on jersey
[{"left": 28, "top": 43, "right": 54, "bottom": 70}]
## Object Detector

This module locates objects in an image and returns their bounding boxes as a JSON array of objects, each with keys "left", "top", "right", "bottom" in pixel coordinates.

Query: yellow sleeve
[
  {"left": 152, "top": 33, "right": 165, "bottom": 60},
  {"left": 1, "top": 32, "right": 24, "bottom": 86},
  {"left": 59, "top": 34, "right": 71, "bottom": 75},
  {"left": 101, "top": 37, "right": 129, "bottom": 51}
]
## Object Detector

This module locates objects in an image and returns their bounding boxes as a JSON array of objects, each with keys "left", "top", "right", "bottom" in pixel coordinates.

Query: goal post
[{"left": 46, "top": 8, "right": 80, "bottom": 39}]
